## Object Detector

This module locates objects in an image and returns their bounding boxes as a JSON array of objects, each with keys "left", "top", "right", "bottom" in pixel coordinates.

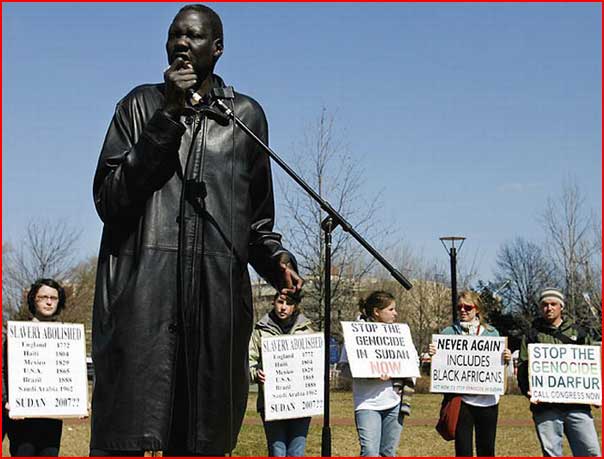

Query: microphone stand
[{"left": 214, "top": 97, "right": 413, "bottom": 456}]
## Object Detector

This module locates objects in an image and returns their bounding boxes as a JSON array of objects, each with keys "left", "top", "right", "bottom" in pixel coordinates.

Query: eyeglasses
[
  {"left": 36, "top": 295, "right": 59, "bottom": 302},
  {"left": 457, "top": 303, "right": 475, "bottom": 312}
]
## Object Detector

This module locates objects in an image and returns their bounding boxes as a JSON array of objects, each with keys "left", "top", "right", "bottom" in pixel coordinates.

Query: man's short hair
[
  {"left": 177, "top": 4, "right": 224, "bottom": 42},
  {"left": 539, "top": 288, "right": 565, "bottom": 308}
]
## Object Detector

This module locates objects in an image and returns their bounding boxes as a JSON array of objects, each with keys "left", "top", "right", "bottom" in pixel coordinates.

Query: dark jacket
[
  {"left": 90, "top": 75, "right": 295, "bottom": 453},
  {"left": 517, "top": 317, "right": 592, "bottom": 412}
]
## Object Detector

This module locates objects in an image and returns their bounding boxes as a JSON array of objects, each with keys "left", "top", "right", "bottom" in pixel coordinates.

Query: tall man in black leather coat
[{"left": 90, "top": 4, "right": 302, "bottom": 456}]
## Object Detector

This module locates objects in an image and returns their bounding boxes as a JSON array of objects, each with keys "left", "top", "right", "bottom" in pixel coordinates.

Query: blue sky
[{"left": 2, "top": 3, "right": 601, "bottom": 282}]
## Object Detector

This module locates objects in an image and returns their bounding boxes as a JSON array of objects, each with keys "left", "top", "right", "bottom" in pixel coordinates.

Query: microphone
[
  {"left": 188, "top": 89, "right": 203, "bottom": 105},
  {"left": 213, "top": 99, "right": 233, "bottom": 119},
  {"left": 187, "top": 86, "right": 234, "bottom": 106},
  {"left": 197, "top": 105, "right": 230, "bottom": 126},
  {"left": 210, "top": 87, "right": 235, "bottom": 119},
  {"left": 183, "top": 86, "right": 235, "bottom": 125}
]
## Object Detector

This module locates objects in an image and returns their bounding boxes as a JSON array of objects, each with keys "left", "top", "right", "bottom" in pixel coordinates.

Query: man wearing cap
[{"left": 517, "top": 288, "right": 601, "bottom": 457}]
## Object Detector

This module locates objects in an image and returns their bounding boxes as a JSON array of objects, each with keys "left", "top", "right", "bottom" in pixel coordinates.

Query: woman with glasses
[
  {"left": 4, "top": 278, "right": 66, "bottom": 456},
  {"left": 429, "top": 290, "right": 511, "bottom": 457}
]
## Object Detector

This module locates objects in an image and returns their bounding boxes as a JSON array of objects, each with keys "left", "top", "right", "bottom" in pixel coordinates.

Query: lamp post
[{"left": 439, "top": 236, "right": 466, "bottom": 323}]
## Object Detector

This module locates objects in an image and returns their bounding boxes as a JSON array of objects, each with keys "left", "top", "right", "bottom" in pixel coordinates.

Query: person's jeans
[
  {"left": 262, "top": 416, "right": 311, "bottom": 457},
  {"left": 354, "top": 404, "right": 403, "bottom": 457},
  {"left": 533, "top": 407, "right": 601, "bottom": 457}
]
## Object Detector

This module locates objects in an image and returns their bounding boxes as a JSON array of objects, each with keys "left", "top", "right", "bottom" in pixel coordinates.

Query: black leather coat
[{"left": 90, "top": 75, "right": 293, "bottom": 453}]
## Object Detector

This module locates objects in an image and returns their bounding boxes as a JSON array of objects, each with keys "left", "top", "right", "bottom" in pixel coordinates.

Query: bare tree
[
  {"left": 276, "top": 108, "right": 390, "bottom": 333},
  {"left": 400, "top": 265, "right": 450, "bottom": 356},
  {"left": 60, "top": 256, "right": 97, "bottom": 350},
  {"left": 2, "top": 242, "right": 16, "bottom": 322},
  {"left": 475, "top": 281, "right": 527, "bottom": 350},
  {"left": 373, "top": 246, "right": 451, "bottom": 356},
  {"left": 456, "top": 249, "right": 481, "bottom": 292},
  {"left": 581, "top": 217, "right": 602, "bottom": 328},
  {"left": 3, "top": 219, "right": 82, "bottom": 319},
  {"left": 494, "top": 237, "right": 557, "bottom": 327},
  {"left": 542, "top": 182, "right": 601, "bottom": 337}
]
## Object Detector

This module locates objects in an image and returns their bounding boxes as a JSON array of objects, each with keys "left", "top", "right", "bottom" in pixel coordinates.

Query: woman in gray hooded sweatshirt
[{"left": 249, "top": 292, "right": 314, "bottom": 456}]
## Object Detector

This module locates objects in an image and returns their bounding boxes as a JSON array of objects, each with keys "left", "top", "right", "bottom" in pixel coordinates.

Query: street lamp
[{"left": 439, "top": 236, "right": 466, "bottom": 323}]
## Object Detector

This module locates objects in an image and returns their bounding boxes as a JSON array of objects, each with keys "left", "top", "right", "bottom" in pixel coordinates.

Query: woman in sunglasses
[{"left": 429, "top": 290, "right": 511, "bottom": 457}]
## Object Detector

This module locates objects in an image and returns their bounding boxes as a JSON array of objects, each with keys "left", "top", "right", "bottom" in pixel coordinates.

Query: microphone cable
[{"left": 227, "top": 91, "right": 236, "bottom": 457}]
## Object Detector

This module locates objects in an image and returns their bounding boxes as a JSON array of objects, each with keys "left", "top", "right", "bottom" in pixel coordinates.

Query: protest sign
[
  {"left": 7, "top": 321, "right": 88, "bottom": 418},
  {"left": 341, "top": 321, "right": 420, "bottom": 378},
  {"left": 262, "top": 333, "right": 324, "bottom": 421},
  {"left": 430, "top": 334, "right": 507, "bottom": 395},
  {"left": 528, "top": 343, "right": 601, "bottom": 405}
]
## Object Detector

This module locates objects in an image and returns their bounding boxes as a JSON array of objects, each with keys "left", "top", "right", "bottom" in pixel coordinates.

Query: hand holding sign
[
  {"left": 341, "top": 321, "right": 420, "bottom": 378},
  {"left": 528, "top": 343, "right": 601, "bottom": 405},
  {"left": 430, "top": 335, "right": 507, "bottom": 395},
  {"left": 503, "top": 348, "right": 512, "bottom": 363}
]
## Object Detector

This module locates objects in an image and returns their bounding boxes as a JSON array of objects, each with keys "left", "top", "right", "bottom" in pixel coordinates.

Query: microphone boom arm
[{"left": 214, "top": 98, "right": 412, "bottom": 290}]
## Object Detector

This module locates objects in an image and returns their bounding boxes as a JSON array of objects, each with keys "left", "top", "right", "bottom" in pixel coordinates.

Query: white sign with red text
[{"left": 341, "top": 321, "right": 420, "bottom": 378}]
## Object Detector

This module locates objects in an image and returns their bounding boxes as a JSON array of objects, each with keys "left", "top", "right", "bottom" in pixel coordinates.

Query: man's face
[
  {"left": 273, "top": 298, "right": 296, "bottom": 321},
  {"left": 166, "top": 10, "right": 223, "bottom": 81},
  {"left": 540, "top": 298, "right": 563, "bottom": 325}
]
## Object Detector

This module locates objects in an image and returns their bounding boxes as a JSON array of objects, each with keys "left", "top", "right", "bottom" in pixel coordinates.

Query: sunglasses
[{"left": 457, "top": 304, "right": 476, "bottom": 312}]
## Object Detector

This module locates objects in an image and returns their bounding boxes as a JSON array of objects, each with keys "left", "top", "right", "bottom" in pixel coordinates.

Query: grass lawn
[{"left": 3, "top": 392, "right": 601, "bottom": 456}]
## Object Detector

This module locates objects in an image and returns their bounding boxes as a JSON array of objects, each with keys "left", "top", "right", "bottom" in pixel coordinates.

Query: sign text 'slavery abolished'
[
  {"left": 7, "top": 321, "right": 88, "bottom": 418},
  {"left": 262, "top": 333, "right": 324, "bottom": 421}
]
